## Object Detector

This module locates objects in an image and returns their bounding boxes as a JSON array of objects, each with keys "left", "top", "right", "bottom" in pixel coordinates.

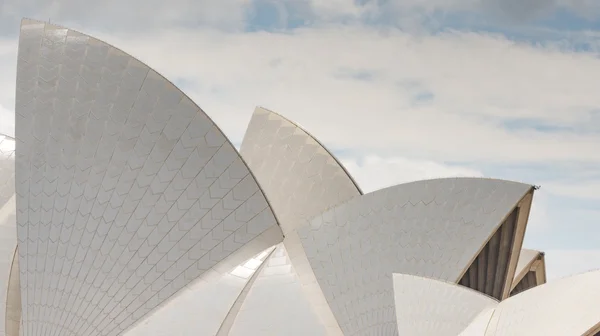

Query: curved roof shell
[
  {"left": 15, "top": 19, "right": 283, "bottom": 336},
  {"left": 240, "top": 106, "right": 362, "bottom": 235},
  {"left": 240, "top": 106, "right": 363, "bottom": 335},
  {"left": 297, "top": 177, "right": 532, "bottom": 335}
]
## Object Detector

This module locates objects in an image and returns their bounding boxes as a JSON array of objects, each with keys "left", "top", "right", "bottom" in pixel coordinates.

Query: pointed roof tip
[{"left": 248, "top": 105, "right": 364, "bottom": 195}]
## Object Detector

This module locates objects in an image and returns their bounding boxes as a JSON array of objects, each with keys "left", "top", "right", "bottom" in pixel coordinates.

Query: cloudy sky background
[{"left": 0, "top": 0, "right": 599, "bottom": 280}]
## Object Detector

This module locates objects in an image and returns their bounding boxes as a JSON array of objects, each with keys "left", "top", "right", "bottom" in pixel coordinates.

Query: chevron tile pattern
[
  {"left": 0, "top": 134, "right": 17, "bottom": 336},
  {"left": 297, "top": 178, "right": 532, "bottom": 336},
  {"left": 240, "top": 107, "right": 362, "bottom": 235},
  {"left": 14, "top": 20, "right": 283, "bottom": 336}
]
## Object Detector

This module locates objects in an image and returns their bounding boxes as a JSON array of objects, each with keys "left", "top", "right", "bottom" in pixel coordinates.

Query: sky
[{"left": 0, "top": 0, "right": 599, "bottom": 281}]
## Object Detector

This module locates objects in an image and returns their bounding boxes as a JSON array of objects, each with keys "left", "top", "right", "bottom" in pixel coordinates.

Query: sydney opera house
[{"left": 0, "top": 18, "right": 598, "bottom": 336}]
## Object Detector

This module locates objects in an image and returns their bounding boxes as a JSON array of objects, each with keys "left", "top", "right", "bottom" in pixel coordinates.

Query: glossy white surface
[
  {"left": 241, "top": 107, "right": 361, "bottom": 335},
  {"left": 15, "top": 20, "right": 283, "bottom": 336},
  {"left": 485, "top": 269, "right": 600, "bottom": 335},
  {"left": 298, "top": 178, "right": 531, "bottom": 335},
  {"left": 392, "top": 274, "right": 497, "bottom": 336},
  {"left": 228, "top": 243, "right": 328, "bottom": 336},
  {"left": 0, "top": 134, "right": 17, "bottom": 336},
  {"left": 122, "top": 247, "right": 274, "bottom": 336}
]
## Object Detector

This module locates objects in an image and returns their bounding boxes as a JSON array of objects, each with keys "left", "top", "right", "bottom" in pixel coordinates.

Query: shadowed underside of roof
[
  {"left": 458, "top": 189, "right": 534, "bottom": 300},
  {"left": 508, "top": 249, "right": 546, "bottom": 297}
]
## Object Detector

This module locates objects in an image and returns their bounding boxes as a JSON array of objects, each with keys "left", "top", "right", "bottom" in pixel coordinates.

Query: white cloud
[
  {"left": 1, "top": 23, "right": 600, "bottom": 165},
  {"left": 52, "top": 25, "right": 598, "bottom": 165},
  {"left": 542, "top": 180, "right": 600, "bottom": 200},
  {"left": 340, "top": 154, "right": 483, "bottom": 192},
  {"left": 544, "top": 249, "right": 600, "bottom": 281}
]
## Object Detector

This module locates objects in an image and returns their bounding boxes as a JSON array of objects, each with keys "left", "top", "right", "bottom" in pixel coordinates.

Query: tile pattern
[
  {"left": 484, "top": 269, "right": 600, "bottom": 336},
  {"left": 122, "top": 246, "right": 275, "bottom": 336},
  {"left": 15, "top": 20, "right": 283, "bottom": 336},
  {"left": 392, "top": 273, "right": 497, "bottom": 336},
  {"left": 297, "top": 178, "right": 532, "bottom": 336},
  {"left": 240, "top": 107, "right": 362, "bottom": 335},
  {"left": 240, "top": 106, "right": 362, "bottom": 235},
  {"left": 0, "top": 134, "right": 17, "bottom": 336},
  {"left": 227, "top": 243, "right": 328, "bottom": 336}
]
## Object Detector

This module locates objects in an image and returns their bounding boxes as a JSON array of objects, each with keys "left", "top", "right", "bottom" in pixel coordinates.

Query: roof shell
[
  {"left": 297, "top": 177, "right": 532, "bottom": 335},
  {"left": 15, "top": 19, "right": 283, "bottom": 336}
]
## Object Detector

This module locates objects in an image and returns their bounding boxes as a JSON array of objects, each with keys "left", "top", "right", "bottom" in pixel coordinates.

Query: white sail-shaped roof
[
  {"left": 15, "top": 19, "right": 283, "bottom": 336},
  {"left": 239, "top": 106, "right": 363, "bottom": 335}
]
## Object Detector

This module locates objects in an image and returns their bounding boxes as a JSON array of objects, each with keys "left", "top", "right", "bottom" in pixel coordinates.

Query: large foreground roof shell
[
  {"left": 297, "top": 178, "right": 532, "bottom": 335},
  {"left": 15, "top": 19, "right": 283, "bottom": 336}
]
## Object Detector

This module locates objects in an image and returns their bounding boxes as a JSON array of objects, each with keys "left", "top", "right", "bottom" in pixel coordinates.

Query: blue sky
[{"left": 0, "top": 0, "right": 599, "bottom": 280}]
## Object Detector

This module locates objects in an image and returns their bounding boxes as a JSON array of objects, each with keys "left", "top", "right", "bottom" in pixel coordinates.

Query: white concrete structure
[
  {"left": 15, "top": 20, "right": 282, "bottom": 336},
  {"left": 0, "top": 18, "right": 596, "bottom": 336}
]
